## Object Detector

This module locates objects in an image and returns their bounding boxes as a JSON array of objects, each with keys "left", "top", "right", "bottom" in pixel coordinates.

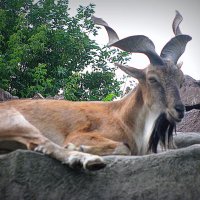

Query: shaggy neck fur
[
  {"left": 117, "top": 86, "right": 161, "bottom": 154},
  {"left": 148, "top": 113, "right": 176, "bottom": 153},
  {"left": 117, "top": 85, "right": 176, "bottom": 154}
]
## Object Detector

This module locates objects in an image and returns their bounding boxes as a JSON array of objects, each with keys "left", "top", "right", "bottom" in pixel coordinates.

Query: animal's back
[{"left": 0, "top": 99, "right": 119, "bottom": 145}]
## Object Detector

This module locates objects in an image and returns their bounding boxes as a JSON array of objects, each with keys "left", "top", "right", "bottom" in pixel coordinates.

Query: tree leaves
[{"left": 0, "top": 0, "right": 129, "bottom": 100}]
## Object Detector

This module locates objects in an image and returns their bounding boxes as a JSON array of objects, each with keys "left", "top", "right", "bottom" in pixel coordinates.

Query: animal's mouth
[{"left": 167, "top": 111, "right": 184, "bottom": 123}]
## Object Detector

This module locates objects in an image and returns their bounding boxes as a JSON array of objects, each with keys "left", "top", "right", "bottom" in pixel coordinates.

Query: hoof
[{"left": 85, "top": 160, "right": 107, "bottom": 171}]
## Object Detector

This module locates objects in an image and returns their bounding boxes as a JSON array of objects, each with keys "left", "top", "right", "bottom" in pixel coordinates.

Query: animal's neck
[
  {"left": 119, "top": 86, "right": 144, "bottom": 124},
  {"left": 118, "top": 85, "right": 160, "bottom": 155}
]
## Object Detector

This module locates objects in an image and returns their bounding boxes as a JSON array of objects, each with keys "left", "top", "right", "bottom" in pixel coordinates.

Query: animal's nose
[
  {"left": 174, "top": 104, "right": 185, "bottom": 118},
  {"left": 174, "top": 104, "right": 185, "bottom": 112}
]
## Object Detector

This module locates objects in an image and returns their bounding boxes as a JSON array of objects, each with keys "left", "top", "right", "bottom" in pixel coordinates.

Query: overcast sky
[{"left": 69, "top": 0, "right": 200, "bottom": 80}]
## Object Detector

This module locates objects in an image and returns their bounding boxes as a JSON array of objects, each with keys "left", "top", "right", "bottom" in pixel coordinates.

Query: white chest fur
[{"left": 134, "top": 109, "right": 159, "bottom": 155}]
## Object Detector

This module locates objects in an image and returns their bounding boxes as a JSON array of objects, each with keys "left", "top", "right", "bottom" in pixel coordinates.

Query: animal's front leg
[
  {"left": 64, "top": 133, "right": 131, "bottom": 156},
  {"left": 35, "top": 141, "right": 106, "bottom": 170},
  {"left": 0, "top": 108, "right": 106, "bottom": 171}
]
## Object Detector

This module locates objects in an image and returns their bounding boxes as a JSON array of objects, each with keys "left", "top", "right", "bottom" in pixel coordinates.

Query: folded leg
[
  {"left": 64, "top": 133, "right": 131, "bottom": 156},
  {"left": 0, "top": 108, "right": 106, "bottom": 170}
]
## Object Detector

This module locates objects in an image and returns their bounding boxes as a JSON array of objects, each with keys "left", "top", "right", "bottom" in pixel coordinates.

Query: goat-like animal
[{"left": 0, "top": 11, "right": 191, "bottom": 170}]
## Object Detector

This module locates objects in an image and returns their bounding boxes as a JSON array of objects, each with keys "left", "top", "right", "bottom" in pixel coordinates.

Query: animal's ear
[
  {"left": 177, "top": 61, "right": 183, "bottom": 69},
  {"left": 115, "top": 63, "right": 145, "bottom": 80}
]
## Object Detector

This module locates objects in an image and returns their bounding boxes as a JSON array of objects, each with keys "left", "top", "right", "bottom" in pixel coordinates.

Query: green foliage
[
  {"left": 0, "top": 0, "right": 130, "bottom": 100},
  {"left": 102, "top": 93, "right": 116, "bottom": 102}
]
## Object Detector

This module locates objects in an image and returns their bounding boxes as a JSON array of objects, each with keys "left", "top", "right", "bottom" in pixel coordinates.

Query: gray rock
[
  {"left": 180, "top": 75, "right": 200, "bottom": 106},
  {"left": 174, "top": 132, "right": 200, "bottom": 148},
  {"left": 177, "top": 109, "right": 200, "bottom": 132},
  {"left": 0, "top": 145, "right": 200, "bottom": 200},
  {"left": 175, "top": 75, "right": 200, "bottom": 132},
  {"left": 0, "top": 89, "right": 18, "bottom": 101}
]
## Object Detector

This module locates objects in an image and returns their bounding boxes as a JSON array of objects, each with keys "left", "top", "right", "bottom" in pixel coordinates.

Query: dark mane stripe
[{"left": 148, "top": 113, "right": 176, "bottom": 153}]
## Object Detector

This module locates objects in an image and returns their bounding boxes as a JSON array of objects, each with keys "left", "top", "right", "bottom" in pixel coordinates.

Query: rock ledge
[{"left": 0, "top": 145, "right": 200, "bottom": 200}]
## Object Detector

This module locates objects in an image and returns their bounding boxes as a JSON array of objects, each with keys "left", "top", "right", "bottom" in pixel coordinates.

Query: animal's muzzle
[{"left": 174, "top": 103, "right": 185, "bottom": 119}]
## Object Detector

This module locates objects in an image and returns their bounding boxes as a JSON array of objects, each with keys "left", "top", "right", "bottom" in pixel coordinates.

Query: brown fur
[
  {"left": 0, "top": 62, "right": 185, "bottom": 170},
  {"left": 0, "top": 62, "right": 185, "bottom": 157},
  {"left": 0, "top": 12, "right": 189, "bottom": 169},
  {"left": 0, "top": 99, "right": 133, "bottom": 154}
]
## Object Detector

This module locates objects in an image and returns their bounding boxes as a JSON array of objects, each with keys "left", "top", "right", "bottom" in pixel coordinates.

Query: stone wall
[
  {"left": 177, "top": 75, "right": 200, "bottom": 132},
  {"left": 0, "top": 145, "right": 200, "bottom": 200}
]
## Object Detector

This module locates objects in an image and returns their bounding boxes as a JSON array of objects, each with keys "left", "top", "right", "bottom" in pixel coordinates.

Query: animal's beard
[{"left": 148, "top": 113, "right": 176, "bottom": 153}]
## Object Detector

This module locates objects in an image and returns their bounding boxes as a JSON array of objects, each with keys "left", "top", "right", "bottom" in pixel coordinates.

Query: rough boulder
[{"left": 0, "top": 143, "right": 200, "bottom": 200}]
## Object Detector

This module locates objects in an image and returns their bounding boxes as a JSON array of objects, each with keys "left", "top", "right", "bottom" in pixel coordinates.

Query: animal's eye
[{"left": 148, "top": 77, "right": 158, "bottom": 84}]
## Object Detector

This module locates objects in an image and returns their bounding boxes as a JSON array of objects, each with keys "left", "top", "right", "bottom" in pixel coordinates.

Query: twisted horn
[
  {"left": 92, "top": 16, "right": 164, "bottom": 66},
  {"left": 172, "top": 10, "right": 183, "bottom": 35},
  {"left": 160, "top": 35, "right": 192, "bottom": 64},
  {"left": 111, "top": 35, "right": 164, "bottom": 65},
  {"left": 93, "top": 15, "right": 191, "bottom": 66},
  {"left": 91, "top": 16, "right": 119, "bottom": 45}
]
